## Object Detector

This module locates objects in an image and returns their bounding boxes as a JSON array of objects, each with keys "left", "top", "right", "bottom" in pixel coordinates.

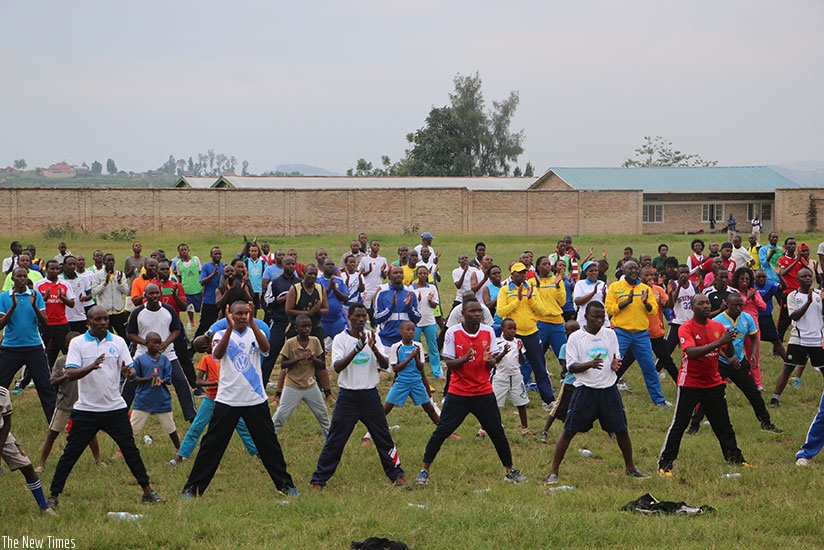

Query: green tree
[
  {"left": 13, "top": 159, "right": 26, "bottom": 170},
  {"left": 350, "top": 72, "right": 524, "bottom": 177},
  {"left": 623, "top": 136, "right": 717, "bottom": 167},
  {"left": 91, "top": 160, "right": 102, "bottom": 174},
  {"left": 242, "top": 160, "right": 250, "bottom": 176},
  {"left": 106, "top": 158, "right": 117, "bottom": 174},
  {"left": 513, "top": 166, "right": 522, "bottom": 177},
  {"left": 524, "top": 162, "right": 534, "bottom": 178}
]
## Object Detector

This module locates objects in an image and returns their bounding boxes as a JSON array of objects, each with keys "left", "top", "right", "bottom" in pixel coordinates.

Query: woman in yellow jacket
[
  {"left": 533, "top": 256, "right": 568, "bottom": 360},
  {"left": 497, "top": 262, "right": 555, "bottom": 405}
]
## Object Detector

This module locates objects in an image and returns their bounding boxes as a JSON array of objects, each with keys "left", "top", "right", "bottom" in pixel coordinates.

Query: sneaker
[
  {"left": 740, "top": 461, "right": 755, "bottom": 469},
  {"left": 545, "top": 473, "right": 559, "bottom": 485},
  {"left": 616, "top": 380, "right": 632, "bottom": 393},
  {"left": 758, "top": 386, "right": 766, "bottom": 393},
  {"left": 167, "top": 459, "right": 179, "bottom": 467},
  {"left": 796, "top": 457, "right": 810, "bottom": 467},
  {"left": 447, "top": 433, "right": 462, "bottom": 440},
  {"left": 182, "top": 489, "right": 196, "bottom": 500},
  {"left": 11, "top": 388, "right": 22, "bottom": 395},
  {"left": 761, "top": 423, "right": 783, "bottom": 434},
  {"left": 525, "top": 382, "right": 538, "bottom": 392},
  {"left": 658, "top": 468, "right": 673, "bottom": 478},
  {"left": 659, "top": 371, "right": 667, "bottom": 380},
  {"left": 541, "top": 402, "right": 552, "bottom": 413},
  {"left": 415, "top": 469, "right": 430, "bottom": 485},
  {"left": 361, "top": 435, "right": 372, "bottom": 447},
  {"left": 141, "top": 490, "right": 165, "bottom": 504},
  {"left": 476, "top": 429, "right": 486, "bottom": 440},
  {"left": 521, "top": 428, "right": 536, "bottom": 438},
  {"left": 111, "top": 450, "right": 123, "bottom": 460},
  {"left": 42, "top": 507, "right": 58, "bottom": 517},
  {"left": 769, "top": 397, "right": 779, "bottom": 408},
  {"left": 393, "top": 477, "right": 408, "bottom": 488},
  {"left": 504, "top": 468, "right": 527, "bottom": 484},
  {"left": 686, "top": 425, "right": 700, "bottom": 436},
  {"left": 46, "top": 496, "right": 59, "bottom": 510},
  {"left": 34, "top": 465, "right": 44, "bottom": 474},
  {"left": 96, "top": 460, "right": 108, "bottom": 468},
  {"left": 539, "top": 431, "right": 548, "bottom": 444},
  {"left": 654, "top": 401, "right": 672, "bottom": 409},
  {"left": 626, "top": 468, "right": 650, "bottom": 479},
  {"left": 186, "top": 322, "right": 195, "bottom": 331},
  {"left": 791, "top": 376, "right": 802, "bottom": 389},
  {"left": 192, "top": 388, "right": 206, "bottom": 398},
  {"left": 279, "top": 487, "right": 299, "bottom": 497}
]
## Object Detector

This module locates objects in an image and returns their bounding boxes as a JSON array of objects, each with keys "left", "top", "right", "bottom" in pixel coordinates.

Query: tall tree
[
  {"left": 106, "top": 158, "right": 117, "bottom": 174},
  {"left": 623, "top": 136, "right": 717, "bottom": 167},
  {"left": 350, "top": 72, "right": 524, "bottom": 177},
  {"left": 13, "top": 159, "right": 26, "bottom": 170},
  {"left": 242, "top": 160, "right": 249, "bottom": 176},
  {"left": 91, "top": 160, "right": 103, "bottom": 174}
]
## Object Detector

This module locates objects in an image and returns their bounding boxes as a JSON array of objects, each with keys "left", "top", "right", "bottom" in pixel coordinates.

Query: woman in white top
[
  {"left": 573, "top": 261, "right": 609, "bottom": 328},
  {"left": 410, "top": 265, "right": 443, "bottom": 379}
]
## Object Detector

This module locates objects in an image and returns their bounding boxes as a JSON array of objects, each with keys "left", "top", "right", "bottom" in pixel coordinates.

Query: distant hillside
[
  {"left": 271, "top": 164, "right": 340, "bottom": 176},
  {"left": 771, "top": 165, "right": 824, "bottom": 188}
]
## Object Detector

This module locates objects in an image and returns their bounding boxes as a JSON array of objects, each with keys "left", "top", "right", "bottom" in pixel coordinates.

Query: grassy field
[{"left": 3, "top": 231, "right": 824, "bottom": 549}]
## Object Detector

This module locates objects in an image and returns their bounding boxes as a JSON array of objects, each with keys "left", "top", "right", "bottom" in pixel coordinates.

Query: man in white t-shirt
[
  {"left": 310, "top": 302, "right": 406, "bottom": 489},
  {"left": 183, "top": 301, "right": 298, "bottom": 498},
  {"left": 771, "top": 268, "right": 824, "bottom": 408},
  {"left": 730, "top": 235, "right": 754, "bottom": 271},
  {"left": 61, "top": 256, "right": 92, "bottom": 333},
  {"left": 358, "top": 240, "right": 388, "bottom": 319},
  {"left": 452, "top": 254, "right": 479, "bottom": 309},
  {"left": 47, "top": 306, "right": 164, "bottom": 509},
  {"left": 545, "top": 302, "right": 648, "bottom": 485}
]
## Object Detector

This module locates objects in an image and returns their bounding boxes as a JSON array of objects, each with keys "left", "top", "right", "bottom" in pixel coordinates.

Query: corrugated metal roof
[
  {"left": 544, "top": 166, "right": 799, "bottom": 192},
  {"left": 174, "top": 176, "right": 217, "bottom": 188},
  {"left": 215, "top": 176, "right": 535, "bottom": 191}
]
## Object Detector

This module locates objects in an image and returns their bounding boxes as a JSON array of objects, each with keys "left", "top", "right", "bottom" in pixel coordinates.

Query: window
[
  {"left": 702, "top": 203, "right": 724, "bottom": 223},
  {"left": 643, "top": 204, "right": 663, "bottom": 223},
  {"left": 748, "top": 202, "right": 772, "bottom": 221}
]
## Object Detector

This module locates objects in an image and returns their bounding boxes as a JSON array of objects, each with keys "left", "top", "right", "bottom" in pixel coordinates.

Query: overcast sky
[{"left": 1, "top": 0, "right": 821, "bottom": 175}]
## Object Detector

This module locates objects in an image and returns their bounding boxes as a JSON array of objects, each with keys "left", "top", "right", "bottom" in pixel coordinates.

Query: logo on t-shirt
[
  {"left": 588, "top": 346, "right": 608, "bottom": 361},
  {"left": 233, "top": 353, "right": 251, "bottom": 373},
  {"left": 108, "top": 346, "right": 116, "bottom": 355},
  {"left": 352, "top": 350, "right": 370, "bottom": 366}
]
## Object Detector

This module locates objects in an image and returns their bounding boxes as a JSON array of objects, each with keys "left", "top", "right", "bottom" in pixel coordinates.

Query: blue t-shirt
[
  {"left": 263, "top": 264, "right": 284, "bottom": 283},
  {"left": 559, "top": 342, "right": 576, "bottom": 385},
  {"left": 713, "top": 311, "right": 757, "bottom": 363},
  {"left": 755, "top": 281, "right": 782, "bottom": 316},
  {"left": 200, "top": 262, "right": 225, "bottom": 305},
  {"left": 758, "top": 245, "right": 780, "bottom": 283},
  {"left": 132, "top": 353, "right": 173, "bottom": 413},
  {"left": 0, "top": 288, "right": 46, "bottom": 348},
  {"left": 205, "top": 317, "right": 271, "bottom": 340},
  {"left": 389, "top": 342, "right": 424, "bottom": 385},
  {"left": 318, "top": 275, "right": 345, "bottom": 322},
  {"left": 486, "top": 282, "right": 502, "bottom": 330},
  {"left": 562, "top": 277, "right": 575, "bottom": 313},
  {"left": 246, "top": 258, "right": 266, "bottom": 293}
]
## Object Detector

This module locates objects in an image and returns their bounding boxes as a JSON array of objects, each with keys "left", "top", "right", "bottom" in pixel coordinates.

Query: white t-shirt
[
  {"left": 61, "top": 273, "right": 90, "bottom": 322},
  {"left": 730, "top": 246, "right": 753, "bottom": 270},
  {"left": 787, "top": 290, "right": 824, "bottom": 347},
  {"left": 409, "top": 283, "right": 439, "bottom": 326},
  {"left": 359, "top": 255, "right": 387, "bottom": 293},
  {"left": 332, "top": 329, "right": 383, "bottom": 390},
  {"left": 670, "top": 282, "right": 697, "bottom": 324},
  {"left": 573, "top": 279, "right": 609, "bottom": 327},
  {"left": 66, "top": 331, "right": 134, "bottom": 412},
  {"left": 452, "top": 266, "right": 479, "bottom": 302},
  {"left": 494, "top": 336, "right": 522, "bottom": 377},
  {"left": 445, "top": 301, "right": 494, "bottom": 328},
  {"left": 213, "top": 327, "right": 269, "bottom": 406},
  {"left": 565, "top": 326, "right": 621, "bottom": 389},
  {"left": 127, "top": 304, "right": 180, "bottom": 361}
]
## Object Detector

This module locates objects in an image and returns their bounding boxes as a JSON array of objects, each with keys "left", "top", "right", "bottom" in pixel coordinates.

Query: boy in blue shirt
[{"left": 127, "top": 332, "right": 181, "bottom": 451}]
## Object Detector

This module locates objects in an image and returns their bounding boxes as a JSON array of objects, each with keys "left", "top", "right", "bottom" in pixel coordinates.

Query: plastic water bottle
[
  {"left": 108, "top": 512, "right": 142, "bottom": 521},
  {"left": 143, "top": 435, "right": 153, "bottom": 445},
  {"left": 389, "top": 425, "right": 401, "bottom": 431},
  {"left": 549, "top": 486, "right": 575, "bottom": 492},
  {"left": 407, "top": 503, "right": 426, "bottom": 509},
  {"left": 722, "top": 473, "right": 742, "bottom": 479},
  {"left": 474, "top": 488, "right": 492, "bottom": 494},
  {"left": 578, "top": 449, "right": 593, "bottom": 457}
]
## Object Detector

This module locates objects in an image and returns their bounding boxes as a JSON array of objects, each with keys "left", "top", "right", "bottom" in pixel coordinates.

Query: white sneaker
[{"left": 796, "top": 458, "right": 810, "bottom": 467}]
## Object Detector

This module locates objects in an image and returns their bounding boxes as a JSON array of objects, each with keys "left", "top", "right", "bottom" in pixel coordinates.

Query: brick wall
[{"left": 774, "top": 188, "right": 824, "bottom": 234}]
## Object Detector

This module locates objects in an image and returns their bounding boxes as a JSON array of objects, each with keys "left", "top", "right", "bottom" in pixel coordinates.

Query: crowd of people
[{"left": 2, "top": 226, "right": 824, "bottom": 515}]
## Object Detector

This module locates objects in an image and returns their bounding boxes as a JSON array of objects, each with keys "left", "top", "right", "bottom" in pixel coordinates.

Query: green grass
[{"left": 3, "top": 231, "right": 824, "bottom": 548}]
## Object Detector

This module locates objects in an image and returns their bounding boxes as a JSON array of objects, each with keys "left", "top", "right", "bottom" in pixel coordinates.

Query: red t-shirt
[
  {"left": 443, "top": 324, "right": 498, "bottom": 397},
  {"left": 700, "top": 257, "right": 736, "bottom": 275},
  {"left": 777, "top": 255, "right": 808, "bottom": 294},
  {"left": 677, "top": 318, "right": 726, "bottom": 388},
  {"left": 34, "top": 279, "right": 72, "bottom": 325},
  {"left": 153, "top": 278, "right": 186, "bottom": 314}
]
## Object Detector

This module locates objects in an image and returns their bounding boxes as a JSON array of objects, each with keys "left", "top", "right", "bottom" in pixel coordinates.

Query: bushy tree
[{"left": 623, "top": 136, "right": 717, "bottom": 167}]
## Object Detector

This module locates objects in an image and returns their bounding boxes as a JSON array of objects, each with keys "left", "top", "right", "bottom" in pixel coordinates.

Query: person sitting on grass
[
  {"left": 168, "top": 335, "right": 258, "bottom": 467},
  {"left": 546, "top": 302, "right": 649, "bottom": 484},
  {"left": 125, "top": 332, "right": 181, "bottom": 453},
  {"left": 361, "top": 321, "right": 459, "bottom": 446},
  {"left": 36, "top": 331, "right": 106, "bottom": 473},
  {"left": 540, "top": 320, "right": 580, "bottom": 444},
  {"left": 272, "top": 315, "right": 334, "bottom": 439},
  {"left": 0, "top": 385, "right": 58, "bottom": 516}
]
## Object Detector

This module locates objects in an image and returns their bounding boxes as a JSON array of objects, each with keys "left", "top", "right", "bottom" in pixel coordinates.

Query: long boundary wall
[{"left": 0, "top": 186, "right": 812, "bottom": 236}]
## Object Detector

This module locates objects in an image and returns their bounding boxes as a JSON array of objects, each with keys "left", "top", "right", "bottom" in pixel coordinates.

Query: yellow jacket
[
  {"left": 532, "top": 276, "right": 566, "bottom": 324},
  {"left": 605, "top": 278, "right": 657, "bottom": 332},
  {"left": 496, "top": 281, "right": 548, "bottom": 336}
]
